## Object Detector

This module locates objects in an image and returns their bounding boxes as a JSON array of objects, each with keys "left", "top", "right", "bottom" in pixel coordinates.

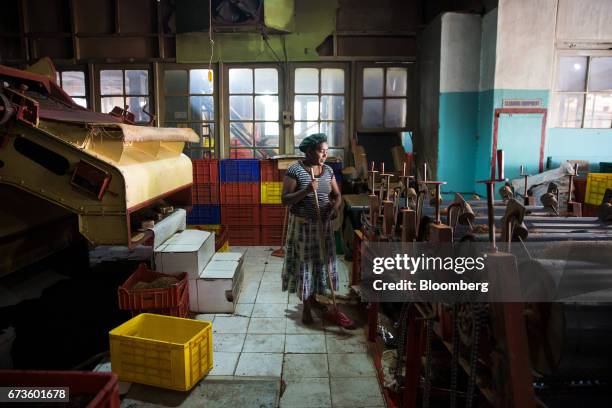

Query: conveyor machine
[{"left": 0, "top": 62, "right": 198, "bottom": 275}]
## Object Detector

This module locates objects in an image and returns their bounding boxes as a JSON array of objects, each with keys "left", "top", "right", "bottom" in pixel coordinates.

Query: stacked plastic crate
[
  {"left": 220, "top": 159, "right": 261, "bottom": 245},
  {"left": 260, "top": 159, "right": 286, "bottom": 246},
  {"left": 189, "top": 160, "right": 220, "bottom": 226}
]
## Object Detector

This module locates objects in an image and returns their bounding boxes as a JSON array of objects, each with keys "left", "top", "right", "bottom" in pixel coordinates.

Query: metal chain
[
  {"left": 466, "top": 303, "right": 484, "bottom": 408},
  {"left": 422, "top": 317, "right": 434, "bottom": 408},
  {"left": 450, "top": 303, "right": 460, "bottom": 408}
]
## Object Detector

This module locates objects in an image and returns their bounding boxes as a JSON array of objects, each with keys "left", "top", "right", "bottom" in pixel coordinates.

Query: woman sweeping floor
[{"left": 281, "top": 133, "right": 353, "bottom": 328}]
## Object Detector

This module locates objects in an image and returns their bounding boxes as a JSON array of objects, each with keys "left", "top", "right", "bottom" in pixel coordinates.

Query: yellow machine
[{"left": 0, "top": 62, "right": 198, "bottom": 275}]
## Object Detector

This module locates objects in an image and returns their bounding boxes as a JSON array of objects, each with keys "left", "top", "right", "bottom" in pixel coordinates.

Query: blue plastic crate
[
  {"left": 187, "top": 204, "right": 221, "bottom": 225},
  {"left": 220, "top": 159, "right": 260, "bottom": 182},
  {"left": 326, "top": 161, "right": 343, "bottom": 183}
]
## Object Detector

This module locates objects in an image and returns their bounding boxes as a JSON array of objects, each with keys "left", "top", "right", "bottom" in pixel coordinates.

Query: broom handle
[{"left": 310, "top": 167, "right": 338, "bottom": 311}]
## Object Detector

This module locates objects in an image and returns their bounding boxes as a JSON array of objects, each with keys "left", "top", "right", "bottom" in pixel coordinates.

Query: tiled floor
[{"left": 197, "top": 246, "right": 386, "bottom": 408}]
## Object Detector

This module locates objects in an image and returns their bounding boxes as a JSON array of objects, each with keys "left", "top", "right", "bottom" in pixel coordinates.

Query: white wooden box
[
  {"left": 189, "top": 253, "right": 244, "bottom": 313},
  {"left": 154, "top": 230, "right": 214, "bottom": 279}
]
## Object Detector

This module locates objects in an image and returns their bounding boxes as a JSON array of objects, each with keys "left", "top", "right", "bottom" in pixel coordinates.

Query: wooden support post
[
  {"left": 401, "top": 208, "right": 417, "bottom": 242},
  {"left": 486, "top": 252, "right": 536, "bottom": 408},
  {"left": 428, "top": 222, "right": 453, "bottom": 242},
  {"left": 403, "top": 307, "right": 424, "bottom": 408},
  {"left": 382, "top": 200, "right": 394, "bottom": 236},
  {"left": 369, "top": 195, "right": 380, "bottom": 227}
]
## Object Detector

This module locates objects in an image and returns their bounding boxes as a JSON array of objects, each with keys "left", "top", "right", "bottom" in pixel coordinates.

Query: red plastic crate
[
  {"left": 130, "top": 285, "right": 189, "bottom": 318},
  {"left": 260, "top": 159, "right": 286, "bottom": 182},
  {"left": 260, "top": 204, "right": 286, "bottom": 226},
  {"left": 220, "top": 182, "right": 260, "bottom": 204},
  {"left": 227, "top": 225, "right": 261, "bottom": 245},
  {"left": 192, "top": 183, "right": 220, "bottom": 204},
  {"left": 221, "top": 204, "right": 261, "bottom": 225},
  {"left": 118, "top": 264, "right": 188, "bottom": 312},
  {"left": 192, "top": 159, "right": 219, "bottom": 184},
  {"left": 0, "top": 370, "right": 120, "bottom": 408},
  {"left": 260, "top": 225, "right": 284, "bottom": 246}
]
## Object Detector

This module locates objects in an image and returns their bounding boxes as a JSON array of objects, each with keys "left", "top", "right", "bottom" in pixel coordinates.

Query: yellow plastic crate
[
  {"left": 261, "top": 181, "right": 282, "bottom": 204},
  {"left": 109, "top": 313, "right": 213, "bottom": 391},
  {"left": 585, "top": 173, "right": 612, "bottom": 205},
  {"left": 188, "top": 224, "right": 222, "bottom": 233}
]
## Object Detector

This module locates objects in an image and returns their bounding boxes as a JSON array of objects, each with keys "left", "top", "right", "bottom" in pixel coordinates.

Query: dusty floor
[{"left": 118, "top": 246, "right": 386, "bottom": 408}]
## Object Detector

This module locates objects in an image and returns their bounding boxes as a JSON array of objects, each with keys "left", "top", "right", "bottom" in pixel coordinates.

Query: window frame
[
  {"left": 289, "top": 62, "right": 350, "bottom": 159},
  {"left": 93, "top": 63, "right": 154, "bottom": 124},
  {"left": 356, "top": 62, "right": 414, "bottom": 133},
  {"left": 158, "top": 63, "right": 219, "bottom": 159},
  {"left": 55, "top": 65, "right": 89, "bottom": 109},
  {"left": 552, "top": 49, "right": 612, "bottom": 129},
  {"left": 222, "top": 63, "right": 284, "bottom": 159}
]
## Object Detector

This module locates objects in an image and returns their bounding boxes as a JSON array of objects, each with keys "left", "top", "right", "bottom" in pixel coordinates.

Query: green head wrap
[{"left": 298, "top": 133, "right": 328, "bottom": 153}]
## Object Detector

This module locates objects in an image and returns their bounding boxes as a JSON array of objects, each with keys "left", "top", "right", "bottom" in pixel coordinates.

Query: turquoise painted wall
[
  {"left": 438, "top": 91, "right": 478, "bottom": 194},
  {"left": 546, "top": 128, "right": 612, "bottom": 171}
]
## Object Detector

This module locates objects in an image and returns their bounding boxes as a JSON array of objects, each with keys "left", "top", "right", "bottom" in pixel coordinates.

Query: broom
[
  {"left": 271, "top": 206, "right": 288, "bottom": 257},
  {"left": 310, "top": 168, "right": 354, "bottom": 329}
]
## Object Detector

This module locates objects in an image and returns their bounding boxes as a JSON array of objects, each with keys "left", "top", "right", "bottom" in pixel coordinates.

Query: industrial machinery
[{"left": 0, "top": 62, "right": 198, "bottom": 276}]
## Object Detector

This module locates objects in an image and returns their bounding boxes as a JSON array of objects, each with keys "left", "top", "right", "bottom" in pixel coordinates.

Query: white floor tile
[
  {"left": 286, "top": 317, "right": 325, "bottom": 335},
  {"left": 327, "top": 353, "right": 376, "bottom": 377},
  {"left": 212, "top": 316, "right": 250, "bottom": 333},
  {"left": 248, "top": 317, "right": 286, "bottom": 334},
  {"left": 238, "top": 282, "right": 260, "bottom": 304},
  {"left": 194, "top": 314, "right": 215, "bottom": 322},
  {"left": 234, "top": 303, "right": 254, "bottom": 317},
  {"left": 208, "top": 352, "right": 239, "bottom": 376},
  {"left": 255, "top": 290, "right": 288, "bottom": 304},
  {"left": 282, "top": 353, "right": 329, "bottom": 378},
  {"left": 325, "top": 333, "right": 368, "bottom": 353},
  {"left": 213, "top": 333, "right": 245, "bottom": 352},
  {"left": 285, "top": 334, "right": 326, "bottom": 353},
  {"left": 242, "top": 334, "right": 285, "bottom": 353},
  {"left": 329, "top": 377, "right": 384, "bottom": 407},
  {"left": 235, "top": 352, "right": 283, "bottom": 377},
  {"left": 252, "top": 303, "right": 289, "bottom": 318},
  {"left": 280, "top": 377, "right": 331, "bottom": 408}
]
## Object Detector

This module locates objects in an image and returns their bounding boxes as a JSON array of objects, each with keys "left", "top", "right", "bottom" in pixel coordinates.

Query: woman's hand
[{"left": 307, "top": 179, "right": 319, "bottom": 193}]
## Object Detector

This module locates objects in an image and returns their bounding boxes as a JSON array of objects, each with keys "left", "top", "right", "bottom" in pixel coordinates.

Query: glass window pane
[
  {"left": 229, "top": 68, "right": 253, "bottom": 93},
  {"left": 190, "top": 122, "right": 215, "bottom": 146},
  {"left": 61, "top": 71, "right": 85, "bottom": 96},
  {"left": 321, "top": 68, "right": 344, "bottom": 93},
  {"left": 362, "top": 99, "right": 383, "bottom": 128},
  {"left": 254, "top": 68, "right": 278, "bottom": 94},
  {"left": 320, "top": 95, "right": 344, "bottom": 120},
  {"left": 556, "top": 57, "right": 587, "bottom": 92},
  {"left": 165, "top": 96, "right": 188, "bottom": 120},
  {"left": 584, "top": 93, "right": 612, "bottom": 128},
  {"left": 588, "top": 57, "right": 612, "bottom": 92},
  {"left": 255, "top": 95, "right": 279, "bottom": 120},
  {"left": 229, "top": 122, "right": 253, "bottom": 148},
  {"left": 363, "top": 68, "right": 383, "bottom": 97},
  {"left": 386, "top": 68, "right": 407, "bottom": 97},
  {"left": 295, "top": 68, "right": 319, "bottom": 94},
  {"left": 552, "top": 93, "right": 584, "bottom": 128},
  {"left": 164, "top": 70, "right": 188, "bottom": 94},
  {"left": 229, "top": 95, "right": 253, "bottom": 120},
  {"left": 384, "top": 99, "right": 407, "bottom": 128},
  {"left": 294, "top": 122, "right": 319, "bottom": 147},
  {"left": 320, "top": 122, "right": 345, "bottom": 147},
  {"left": 254, "top": 122, "right": 279, "bottom": 147},
  {"left": 72, "top": 97, "right": 87, "bottom": 108},
  {"left": 126, "top": 96, "right": 150, "bottom": 122},
  {"left": 230, "top": 148, "right": 255, "bottom": 159},
  {"left": 190, "top": 96, "right": 214, "bottom": 121},
  {"left": 294, "top": 95, "right": 319, "bottom": 121},
  {"left": 255, "top": 148, "right": 279, "bottom": 159},
  {"left": 190, "top": 69, "right": 214, "bottom": 94},
  {"left": 100, "top": 70, "right": 123, "bottom": 95},
  {"left": 101, "top": 96, "right": 124, "bottom": 113},
  {"left": 125, "top": 70, "right": 148, "bottom": 95}
]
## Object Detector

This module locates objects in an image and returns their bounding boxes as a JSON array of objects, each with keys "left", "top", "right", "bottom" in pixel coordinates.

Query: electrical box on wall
[{"left": 282, "top": 111, "right": 293, "bottom": 126}]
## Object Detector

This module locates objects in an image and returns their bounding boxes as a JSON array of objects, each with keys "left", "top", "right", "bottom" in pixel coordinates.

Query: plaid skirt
[{"left": 282, "top": 213, "right": 338, "bottom": 301}]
